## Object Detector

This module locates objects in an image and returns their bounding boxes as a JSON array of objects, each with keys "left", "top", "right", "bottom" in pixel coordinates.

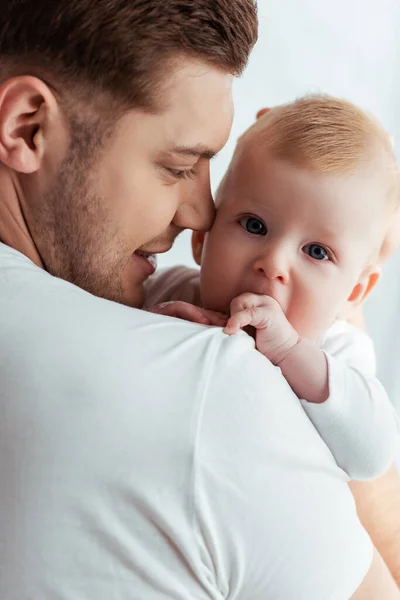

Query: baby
[{"left": 145, "top": 95, "right": 400, "bottom": 481}]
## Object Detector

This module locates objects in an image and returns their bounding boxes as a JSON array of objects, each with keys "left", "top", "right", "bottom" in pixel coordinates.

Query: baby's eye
[
  {"left": 303, "top": 243, "right": 330, "bottom": 261},
  {"left": 239, "top": 216, "right": 267, "bottom": 236}
]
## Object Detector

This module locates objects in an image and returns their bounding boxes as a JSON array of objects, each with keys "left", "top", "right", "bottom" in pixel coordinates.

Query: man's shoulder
[
  {"left": 0, "top": 245, "right": 260, "bottom": 385},
  {"left": 199, "top": 329, "right": 341, "bottom": 472}
]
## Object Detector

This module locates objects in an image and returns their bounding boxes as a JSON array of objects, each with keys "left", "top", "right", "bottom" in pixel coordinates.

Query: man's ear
[
  {"left": 347, "top": 265, "right": 381, "bottom": 306},
  {"left": 256, "top": 107, "right": 271, "bottom": 120},
  {"left": 191, "top": 231, "right": 206, "bottom": 266},
  {"left": 0, "top": 76, "right": 58, "bottom": 173}
]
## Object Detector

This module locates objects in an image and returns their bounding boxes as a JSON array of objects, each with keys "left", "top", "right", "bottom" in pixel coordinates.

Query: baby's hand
[
  {"left": 224, "top": 293, "right": 299, "bottom": 365},
  {"left": 150, "top": 301, "right": 228, "bottom": 327}
]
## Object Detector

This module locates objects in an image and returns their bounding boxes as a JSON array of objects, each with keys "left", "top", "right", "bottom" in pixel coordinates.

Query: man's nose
[
  {"left": 173, "top": 163, "right": 215, "bottom": 232},
  {"left": 253, "top": 246, "right": 289, "bottom": 284}
]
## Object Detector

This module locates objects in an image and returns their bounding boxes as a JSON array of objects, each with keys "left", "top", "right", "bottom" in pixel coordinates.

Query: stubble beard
[{"left": 33, "top": 133, "right": 131, "bottom": 305}]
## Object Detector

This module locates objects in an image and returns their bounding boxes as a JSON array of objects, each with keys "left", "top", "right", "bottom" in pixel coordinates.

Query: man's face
[
  {"left": 198, "top": 138, "right": 386, "bottom": 340},
  {"left": 32, "top": 59, "right": 233, "bottom": 306}
]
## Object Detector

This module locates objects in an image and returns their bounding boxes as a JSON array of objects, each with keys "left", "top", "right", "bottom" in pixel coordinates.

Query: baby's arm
[
  {"left": 144, "top": 266, "right": 227, "bottom": 326},
  {"left": 143, "top": 265, "right": 201, "bottom": 307},
  {"left": 225, "top": 293, "right": 400, "bottom": 480}
]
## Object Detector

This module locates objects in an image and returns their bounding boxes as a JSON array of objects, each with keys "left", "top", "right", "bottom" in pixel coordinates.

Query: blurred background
[{"left": 159, "top": 0, "right": 400, "bottom": 411}]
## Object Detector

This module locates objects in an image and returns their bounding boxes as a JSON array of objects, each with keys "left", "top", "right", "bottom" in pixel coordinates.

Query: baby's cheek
[
  {"left": 287, "top": 301, "right": 329, "bottom": 341},
  {"left": 200, "top": 274, "right": 232, "bottom": 314},
  {"left": 201, "top": 286, "right": 231, "bottom": 314}
]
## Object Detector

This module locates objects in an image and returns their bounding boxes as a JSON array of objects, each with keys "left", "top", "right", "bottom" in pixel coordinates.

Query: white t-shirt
[
  {"left": 0, "top": 243, "right": 373, "bottom": 599},
  {"left": 145, "top": 266, "right": 400, "bottom": 481}
]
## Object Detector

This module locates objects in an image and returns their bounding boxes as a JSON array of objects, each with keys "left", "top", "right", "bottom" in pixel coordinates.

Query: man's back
[{"left": 0, "top": 243, "right": 377, "bottom": 598}]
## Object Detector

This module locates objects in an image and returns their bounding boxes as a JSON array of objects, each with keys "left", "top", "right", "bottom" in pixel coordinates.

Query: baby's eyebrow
[{"left": 317, "top": 227, "right": 340, "bottom": 240}]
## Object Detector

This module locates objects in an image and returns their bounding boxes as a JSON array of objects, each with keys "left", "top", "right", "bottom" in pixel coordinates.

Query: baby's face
[{"left": 198, "top": 142, "right": 387, "bottom": 340}]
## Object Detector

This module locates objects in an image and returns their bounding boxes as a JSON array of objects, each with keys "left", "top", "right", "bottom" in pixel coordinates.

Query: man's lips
[
  {"left": 134, "top": 250, "right": 158, "bottom": 269},
  {"left": 132, "top": 250, "right": 157, "bottom": 276},
  {"left": 133, "top": 243, "right": 173, "bottom": 275},
  {"left": 138, "top": 244, "right": 173, "bottom": 254}
]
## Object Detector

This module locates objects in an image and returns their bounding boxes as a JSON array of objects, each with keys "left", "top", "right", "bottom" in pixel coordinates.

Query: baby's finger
[
  {"left": 230, "top": 293, "right": 278, "bottom": 317},
  {"left": 226, "top": 305, "right": 274, "bottom": 334},
  {"left": 224, "top": 310, "right": 253, "bottom": 335},
  {"left": 230, "top": 293, "right": 262, "bottom": 316}
]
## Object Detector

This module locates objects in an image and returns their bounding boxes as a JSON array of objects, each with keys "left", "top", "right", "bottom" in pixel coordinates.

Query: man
[{"left": 0, "top": 1, "right": 398, "bottom": 598}]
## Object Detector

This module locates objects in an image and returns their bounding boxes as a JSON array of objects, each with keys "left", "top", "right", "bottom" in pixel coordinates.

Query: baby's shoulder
[
  {"left": 321, "top": 320, "right": 376, "bottom": 374},
  {"left": 144, "top": 265, "right": 200, "bottom": 307}
]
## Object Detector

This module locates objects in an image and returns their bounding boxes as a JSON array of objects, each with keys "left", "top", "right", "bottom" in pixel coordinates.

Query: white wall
[{"left": 159, "top": 0, "right": 400, "bottom": 408}]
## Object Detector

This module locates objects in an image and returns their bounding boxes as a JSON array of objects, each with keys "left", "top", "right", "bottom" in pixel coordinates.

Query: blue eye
[
  {"left": 239, "top": 216, "right": 267, "bottom": 236},
  {"left": 304, "top": 244, "right": 329, "bottom": 261}
]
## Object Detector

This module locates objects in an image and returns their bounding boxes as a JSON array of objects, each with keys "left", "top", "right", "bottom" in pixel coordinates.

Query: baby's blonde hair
[{"left": 250, "top": 94, "right": 399, "bottom": 211}]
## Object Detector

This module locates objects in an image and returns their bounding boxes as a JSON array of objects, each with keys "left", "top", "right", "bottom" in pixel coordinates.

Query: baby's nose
[{"left": 253, "top": 250, "right": 289, "bottom": 283}]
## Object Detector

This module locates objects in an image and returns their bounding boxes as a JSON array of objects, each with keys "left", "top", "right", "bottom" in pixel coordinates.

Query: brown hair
[
  {"left": 0, "top": 0, "right": 258, "bottom": 111},
  {"left": 250, "top": 94, "right": 399, "bottom": 209}
]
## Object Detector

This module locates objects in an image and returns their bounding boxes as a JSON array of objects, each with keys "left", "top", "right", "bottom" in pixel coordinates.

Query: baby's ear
[
  {"left": 256, "top": 107, "right": 271, "bottom": 120},
  {"left": 191, "top": 231, "right": 206, "bottom": 266},
  {"left": 347, "top": 265, "right": 381, "bottom": 306}
]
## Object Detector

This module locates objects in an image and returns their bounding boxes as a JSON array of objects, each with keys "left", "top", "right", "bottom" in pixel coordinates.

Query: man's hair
[
  {"left": 0, "top": 0, "right": 258, "bottom": 111},
  {"left": 252, "top": 95, "right": 399, "bottom": 209}
]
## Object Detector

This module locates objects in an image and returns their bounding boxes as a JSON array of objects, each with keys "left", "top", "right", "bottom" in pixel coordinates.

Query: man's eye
[
  {"left": 304, "top": 243, "right": 330, "bottom": 261},
  {"left": 239, "top": 216, "right": 267, "bottom": 236},
  {"left": 166, "top": 167, "right": 196, "bottom": 180}
]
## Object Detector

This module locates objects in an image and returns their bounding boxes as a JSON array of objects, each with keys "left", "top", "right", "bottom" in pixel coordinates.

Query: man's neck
[{"left": 0, "top": 164, "right": 44, "bottom": 268}]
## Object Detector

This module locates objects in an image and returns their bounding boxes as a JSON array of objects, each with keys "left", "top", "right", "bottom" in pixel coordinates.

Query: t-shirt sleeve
[
  {"left": 301, "top": 321, "right": 400, "bottom": 480},
  {"left": 193, "top": 333, "right": 373, "bottom": 599},
  {"left": 143, "top": 266, "right": 201, "bottom": 308},
  {"left": 301, "top": 352, "right": 400, "bottom": 480}
]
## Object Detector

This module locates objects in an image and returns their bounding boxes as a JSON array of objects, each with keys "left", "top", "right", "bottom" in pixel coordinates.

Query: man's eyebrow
[{"left": 171, "top": 145, "right": 218, "bottom": 160}]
